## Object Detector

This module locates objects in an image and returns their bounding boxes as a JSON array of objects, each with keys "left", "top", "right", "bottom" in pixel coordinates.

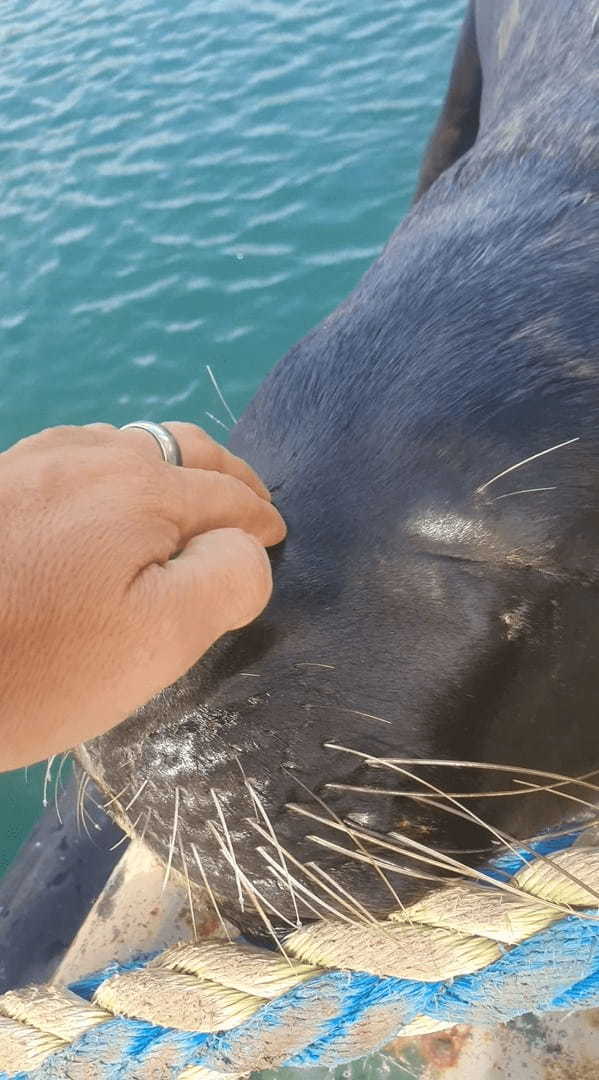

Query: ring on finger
[{"left": 121, "top": 421, "right": 183, "bottom": 466}]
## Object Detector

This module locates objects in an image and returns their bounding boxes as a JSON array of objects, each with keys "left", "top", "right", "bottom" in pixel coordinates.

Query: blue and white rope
[{"left": 2, "top": 826, "right": 599, "bottom": 1079}]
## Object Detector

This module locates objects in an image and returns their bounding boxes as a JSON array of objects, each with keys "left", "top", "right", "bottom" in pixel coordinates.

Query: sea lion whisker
[
  {"left": 257, "top": 846, "right": 357, "bottom": 925},
  {"left": 123, "top": 777, "right": 149, "bottom": 813},
  {"left": 310, "top": 855, "right": 438, "bottom": 907},
  {"left": 295, "top": 662, "right": 336, "bottom": 670},
  {"left": 53, "top": 751, "right": 70, "bottom": 825},
  {"left": 377, "top": 756, "right": 599, "bottom": 793},
  {"left": 358, "top": 756, "right": 599, "bottom": 903},
  {"left": 359, "top": 754, "right": 599, "bottom": 903},
  {"left": 512, "top": 779, "right": 599, "bottom": 813},
  {"left": 206, "top": 819, "right": 297, "bottom": 928},
  {"left": 190, "top": 841, "right": 232, "bottom": 942},
  {"left": 243, "top": 887, "right": 293, "bottom": 964},
  {"left": 109, "top": 810, "right": 143, "bottom": 851},
  {"left": 475, "top": 435, "right": 579, "bottom": 494},
  {"left": 108, "top": 831, "right": 130, "bottom": 852},
  {"left": 138, "top": 806, "right": 152, "bottom": 844},
  {"left": 244, "top": 780, "right": 301, "bottom": 928},
  {"left": 81, "top": 797, "right": 103, "bottom": 833},
  {"left": 343, "top": 849, "right": 443, "bottom": 887},
  {"left": 384, "top": 794, "right": 599, "bottom": 909},
  {"left": 288, "top": 803, "right": 459, "bottom": 877},
  {"left": 357, "top": 830, "right": 599, "bottom": 919},
  {"left": 325, "top": 781, "right": 564, "bottom": 799},
  {"left": 408, "top": 846, "right": 493, "bottom": 855},
  {"left": 325, "top": 743, "right": 599, "bottom": 798},
  {"left": 493, "top": 486, "right": 557, "bottom": 501},
  {"left": 207, "top": 820, "right": 297, "bottom": 950},
  {"left": 76, "top": 771, "right": 91, "bottom": 837},
  {"left": 178, "top": 838, "right": 198, "bottom": 942},
  {"left": 206, "top": 363, "right": 237, "bottom": 425},
  {"left": 393, "top": 786, "right": 599, "bottom": 910},
  {"left": 80, "top": 801, "right": 99, "bottom": 844},
  {"left": 77, "top": 786, "right": 105, "bottom": 816},
  {"left": 321, "top": 744, "right": 535, "bottom": 879},
  {"left": 526, "top": 818, "right": 599, "bottom": 845},
  {"left": 210, "top": 788, "right": 245, "bottom": 913},
  {"left": 232, "top": 756, "right": 259, "bottom": 825},
  {"left": 306, "top": 859, "right": 382, "bottom": 920},
  {"left": 306, "top": 834, "right": 447, "bottom": 887},
  {"left": 290, "top": 803, "right": 594, "bottom": 917},
  {"left": 162, "top": 785, "right": 180, "bottom": 894},
  {"left": 42, "top": 755, "right": 56, "bottom": 809},
  {"left": 248, "top": 820, "right": 365, "bottom": 923},
  {"left": 205, "top": 410, "right": 230, "bottom": 432},
  {"left": 102, "top": 782, "right": 132, "bottom": 810},
  {"left": 379, "top": 761, "right": 599, "bottom": 805},
  {"left": 53, "top": 778, "right": 63, "bottom": 826},
  {"left": 306, "top": 704, "right": 391, "bottom": 725},
  {"left": 266, "top": 862, "right": 339, "bottom": 923},
  {"left": 285, "top": 769, "right": 405, "bottom": 910},
  {"left": 126, "top": 809, "right": 144, "bottom": 836}
]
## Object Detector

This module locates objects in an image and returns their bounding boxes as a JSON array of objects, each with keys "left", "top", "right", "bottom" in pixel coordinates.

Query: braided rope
[{"left": 3, "top": 829, "right": 599, "bottom": 1079}]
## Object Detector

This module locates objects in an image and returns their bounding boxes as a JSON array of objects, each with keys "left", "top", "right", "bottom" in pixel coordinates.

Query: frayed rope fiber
[{"left": 2, "top": 825, "right": 599, "bottom": 1079}]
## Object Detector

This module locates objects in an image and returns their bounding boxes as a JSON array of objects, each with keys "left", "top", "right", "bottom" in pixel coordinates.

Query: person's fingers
[
  {"left": 158, "top": 467, "right": 286, "bottom": 549},
  {"left": 118, "top": 421, "right": 272, "bottom": 501},
  {"left": 164, "top": 423, "right": 272, "bottom": 501},
  {"left": 130, "top": 528, "right": 273, "bottom": 685},
  {"left": 5, "top": 421, "right": 275, "bottom": 510}
]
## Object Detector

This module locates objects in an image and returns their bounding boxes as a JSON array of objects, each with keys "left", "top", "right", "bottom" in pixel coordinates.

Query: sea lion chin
[{"left": 79, "top": 0, "right": 599, "bottom": 938}]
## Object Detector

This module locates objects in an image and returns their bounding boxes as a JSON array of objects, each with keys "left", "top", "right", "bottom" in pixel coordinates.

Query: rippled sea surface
[{"left": 0, "top": 0, "right": 464, "bottom": 908}]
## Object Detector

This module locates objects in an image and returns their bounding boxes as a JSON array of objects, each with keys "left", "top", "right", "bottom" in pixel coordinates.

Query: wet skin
[{"left": 80, "top": 0, "right": 599, "bottom": 934}]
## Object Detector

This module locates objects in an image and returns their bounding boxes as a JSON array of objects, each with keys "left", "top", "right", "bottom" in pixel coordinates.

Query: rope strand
[{"left": 2, "top": 827, "right": 599, "bottom": 1079}]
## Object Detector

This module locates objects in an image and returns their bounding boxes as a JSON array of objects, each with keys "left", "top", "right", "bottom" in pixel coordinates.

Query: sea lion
[{"left": 79, "top": 0, "right": 599, "bottom": 936}]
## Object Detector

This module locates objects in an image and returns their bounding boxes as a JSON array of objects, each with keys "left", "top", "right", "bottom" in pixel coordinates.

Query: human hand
[{"left": 0, "top": 422, "right": 286, "bottom": 771}]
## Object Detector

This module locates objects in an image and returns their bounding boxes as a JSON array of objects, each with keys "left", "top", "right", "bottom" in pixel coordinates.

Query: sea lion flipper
[{"left": 414, "top": 0, "right": 481, "bottom": 201}]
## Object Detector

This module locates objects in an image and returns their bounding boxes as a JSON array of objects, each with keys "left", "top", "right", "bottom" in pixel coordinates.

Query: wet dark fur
[{"left": 80, "top": 0, "right": 599, "bottom": 934}]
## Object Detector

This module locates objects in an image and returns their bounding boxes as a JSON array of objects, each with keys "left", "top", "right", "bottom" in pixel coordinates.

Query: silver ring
[{"left": 121, "top": 421, "right": 183, "bottom": 466}]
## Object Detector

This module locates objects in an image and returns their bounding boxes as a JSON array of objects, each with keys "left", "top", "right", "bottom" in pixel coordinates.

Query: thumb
[{"left": 130, "top": 527, "right": 273, "bottom": 692}]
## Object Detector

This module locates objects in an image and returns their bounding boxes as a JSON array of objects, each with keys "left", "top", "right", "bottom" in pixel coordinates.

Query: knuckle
[
  {"left": 23, "top": 425, "right": 82, "bottom": 449},
  {"left": 8, "top": 425, "right": 117, "bottom": 461},
  {"left": 29, "top": 447, "right": 85, "bottom": 498},
  {"left": 85, "top": 422, "right": 117, "bottom": 439}
]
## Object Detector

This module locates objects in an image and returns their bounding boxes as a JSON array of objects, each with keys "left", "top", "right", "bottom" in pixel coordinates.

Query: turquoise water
[{"left": 0, "top": 0, "right": 464, "bottom": 894}]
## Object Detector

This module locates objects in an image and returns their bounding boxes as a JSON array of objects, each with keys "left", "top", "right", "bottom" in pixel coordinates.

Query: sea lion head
[{"left": 80, "top": 167, "right": 599, "bottom": 935}]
